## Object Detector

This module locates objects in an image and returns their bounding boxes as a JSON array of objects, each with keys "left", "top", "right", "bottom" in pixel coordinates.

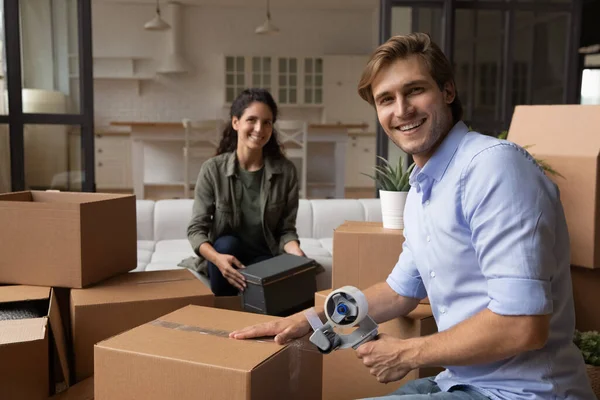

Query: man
[{"left": 230, "top": 33, "right": 594, "bottom": 399}]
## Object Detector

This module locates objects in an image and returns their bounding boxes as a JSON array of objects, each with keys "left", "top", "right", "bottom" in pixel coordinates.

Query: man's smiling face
[{"left": 371, "top": 54, "right": 455, "bottom": 167}]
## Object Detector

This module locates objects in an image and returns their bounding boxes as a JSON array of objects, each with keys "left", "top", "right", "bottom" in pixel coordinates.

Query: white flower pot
[{"left": 379, "top": 190, "right": 408, "bottom": 230}]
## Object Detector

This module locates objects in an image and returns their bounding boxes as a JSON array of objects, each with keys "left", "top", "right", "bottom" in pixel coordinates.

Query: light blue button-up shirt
[{"left": 386, "top": 121, "right": 594, "bottom": 399}]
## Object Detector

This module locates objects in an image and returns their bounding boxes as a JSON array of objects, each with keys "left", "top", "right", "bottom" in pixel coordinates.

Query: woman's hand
[
  {"left": 284, "top": 240, "right": 305, "bottom": 257},
  {"left": 214, "top": 253, "right": 246, "bottom": 291}
]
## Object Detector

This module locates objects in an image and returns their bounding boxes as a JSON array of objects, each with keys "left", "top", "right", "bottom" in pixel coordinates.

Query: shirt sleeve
[
  {"left": 386, "top": 227, "right": 428, "bottom": 300},
  {"left": 461, "top": 143, "right": 558, "bottom": 316},
  {"left": 187, "top": 160, "right": 216, "bottom": 256},
  {"left": 277, "top": 159, "right": 300, "bottom": 249}
]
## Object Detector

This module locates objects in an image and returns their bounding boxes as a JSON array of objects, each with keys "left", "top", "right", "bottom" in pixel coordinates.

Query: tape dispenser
[{"left": 304, "top": 285, "right": 378, "bottom": 354}]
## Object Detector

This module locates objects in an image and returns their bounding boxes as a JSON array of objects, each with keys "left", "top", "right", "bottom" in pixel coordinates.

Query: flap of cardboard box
[
  {"left": 0, "top": 318, "right": 47, "bottom": 344},
  {"left": 0, "top": 285, "right": 50, "bottom": 303},
  {"left": 96, "top": 305, "right": 290, "bottom": 372},
  {"left": 0, "top": 190, "right": 134, "bottom": 207},
  {"left": 71, "top": 270, "right": 211, "bottom": 306},
  {"left": 508, "top": 105, "right": 600, "bottom": 156}
]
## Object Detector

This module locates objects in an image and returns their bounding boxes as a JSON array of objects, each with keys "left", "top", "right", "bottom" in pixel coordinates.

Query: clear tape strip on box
[{"left": 150, "top": 319, "right": 320, "bottom": 396}]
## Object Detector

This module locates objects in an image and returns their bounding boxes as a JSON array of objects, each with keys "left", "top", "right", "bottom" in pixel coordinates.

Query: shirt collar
[{"left": 420, "top": 120, "right": 468, "bottom": 183}]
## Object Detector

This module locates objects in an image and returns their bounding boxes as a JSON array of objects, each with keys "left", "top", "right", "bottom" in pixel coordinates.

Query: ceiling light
[
  {"left": 144, "top": 0, "right": 170, "bottom": 31},
  {"left": 255, "top": 0, "right": 279, "bottom": 35}
]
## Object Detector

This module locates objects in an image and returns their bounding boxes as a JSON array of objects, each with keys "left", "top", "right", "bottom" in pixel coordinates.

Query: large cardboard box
[
  {"left": 70, "top": 270, "right": 214, "bottom": 382},
  {"left": 332, "top": 221, "right": 405, "bottom": 289},
  {"left": 507, "top": 105, "right": 600, "bottom": 269},
  {"left": 51, "top": 377, "right": 94, "bottom": 400},
  {"left": 0, "top": 285, "right": 70, "bottom": 399},
  {"left": 94, "top": 305, "right": 322, "bottom": 400},
  {"left": 571, "top": 266, "right": 600, "bottom": 332},
  {"left": 0, "top": 191, "right": 136, "bottom": 287},
  {"left": 315, "top": 289, "right": 440, "bottom": 400}
]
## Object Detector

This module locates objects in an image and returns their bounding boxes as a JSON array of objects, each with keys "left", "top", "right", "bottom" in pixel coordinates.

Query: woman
[{"left": 187, "top": 88, "right": 305, "bottom": 296}]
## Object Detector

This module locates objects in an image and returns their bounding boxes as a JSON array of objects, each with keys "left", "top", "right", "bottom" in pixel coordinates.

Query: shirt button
[
  {"left": 440, "top": 306, "right": 446, "bottom": 314},
  {"left": 425, "top": 200, "right": 430, "bottom": 206},
  {"left": 426, "top": 235, "right": 431, "bottom": 242},
  {"left": 430, "top": 271, "right": 436, "bottom": 278}
]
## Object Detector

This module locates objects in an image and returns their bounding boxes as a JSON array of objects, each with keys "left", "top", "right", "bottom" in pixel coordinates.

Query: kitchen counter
[{"left": 112, "top": 120, "right": 356, "bottom": 199}]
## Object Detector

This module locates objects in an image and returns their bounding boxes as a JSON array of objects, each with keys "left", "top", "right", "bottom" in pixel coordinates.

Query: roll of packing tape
[{"left": 324, "top": 286, "right": 368, "bottom": 328}]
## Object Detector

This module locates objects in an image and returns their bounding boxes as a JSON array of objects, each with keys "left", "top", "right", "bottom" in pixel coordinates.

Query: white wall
[{"left": 92, "top": 3, "right": 378, "bottom": 126}]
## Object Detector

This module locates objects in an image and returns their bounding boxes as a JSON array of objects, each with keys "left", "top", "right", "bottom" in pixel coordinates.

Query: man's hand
[
  {"left": 214, "top": 254, "right": 246, "bottom": 291},
  {"left": 355, "top": 333, "right": 415, "bottom": 384},
  {"left": 229, "top": 313, "right": 311, "bottom": 344}
]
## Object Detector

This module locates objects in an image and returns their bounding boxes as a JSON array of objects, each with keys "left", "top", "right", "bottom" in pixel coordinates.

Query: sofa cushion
[
  {"left": 154, "top": 199, "right": 194, "bottom": 241},
  {"left": 137, "top": 249, "right": 153, "bottom": 264},
  {"left": 319, "top": 238, "right": 333, "bottom": 254},
  {"left": 296, "top": 199, "right": 313, "bottom": 238},
  {"left": 137, "top": 240, "right": 155, "bottom": 252},
  {"left": 136, "top": 200, "right": 155, "bottom": 241},
  {"left": 310, "top": 199, "right": 366, "bottom": 239},
  {"left": 358, "top": 199, "right": 383, "bottom": 222}
]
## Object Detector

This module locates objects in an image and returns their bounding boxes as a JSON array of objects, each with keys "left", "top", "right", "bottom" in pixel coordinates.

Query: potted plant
[
  {"left": 573, "top": 330, "right": 600, "bottom": 397},
  {"left": 362, "top": 156, "right": 415, "bottom": 230}
]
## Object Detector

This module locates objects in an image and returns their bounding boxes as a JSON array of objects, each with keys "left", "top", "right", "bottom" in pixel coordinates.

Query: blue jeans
[
  {"left": 359, "top": 377, "right": 490, "bottom": 400},
  {"left": 207, "top": 235, "right": 272, "bottom": 296}
]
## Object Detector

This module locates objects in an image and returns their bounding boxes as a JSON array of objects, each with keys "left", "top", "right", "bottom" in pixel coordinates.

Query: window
[
  {"left": 251, "top": 56, "right": 272, "bottom": 92},
  {"left": 479, "top": 63, "right": 498, "bottom": 107},
  {"left": 225, "top": 56, "right": 246, "bottom": 103},
  {"left": 304, "top": 57, "right": 323, "bottom": 104},
  {"left": 512, "top": 62, "right": 528, "bottom": 106},
  {"left": 277, "top": 57, "right": 298, "bottom": 104}
]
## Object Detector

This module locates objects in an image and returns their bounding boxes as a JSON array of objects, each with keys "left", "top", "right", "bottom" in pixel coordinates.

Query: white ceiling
[{"left": 98, "top": 0, "right": 379, "bottom": 11}]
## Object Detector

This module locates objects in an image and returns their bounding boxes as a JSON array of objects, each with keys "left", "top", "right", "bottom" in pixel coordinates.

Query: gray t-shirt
[{"left": 237, "top": 167, "right": 270, "bottom": 257}]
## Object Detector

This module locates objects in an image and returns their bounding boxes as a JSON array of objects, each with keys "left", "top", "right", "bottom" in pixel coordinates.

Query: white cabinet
[
  {"left": 323, "top": 55, "right": 376, "bottom": 132},
  {"left": 95, "top": 135, "right": 132, "bottom": 190},
  {"left": 345, "top": 134, "right": 376, "bottom": 188},
  {"left": 68, "top": 133, "right": 132, "bottom": 190}
]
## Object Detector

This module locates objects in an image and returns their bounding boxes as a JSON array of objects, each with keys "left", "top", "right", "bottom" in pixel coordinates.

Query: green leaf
[{"left": 361, "top": 157, "right": 415, "bottom": 191}]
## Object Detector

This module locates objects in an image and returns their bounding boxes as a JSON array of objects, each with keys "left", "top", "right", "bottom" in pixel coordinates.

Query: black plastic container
[{"left": 240, "top": 253, "right": 318, "bottom": 317}]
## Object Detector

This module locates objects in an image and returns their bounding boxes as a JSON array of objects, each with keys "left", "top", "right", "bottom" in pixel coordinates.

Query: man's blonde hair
[{"left": 358, "top": 32, "right": 462, "bottom": 123}]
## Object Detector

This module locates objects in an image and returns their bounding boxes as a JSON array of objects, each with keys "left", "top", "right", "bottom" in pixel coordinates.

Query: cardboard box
[
  {"left": 0, "top": 285, "right": 70, "bottom": 399},
  {"left": 70, "top": 270, "right": 214, "bottom": 382},
  {"left": 94, "top": 305, "right": 322, "bottom": 400},
  {"left": 0, "top": 191, "right": 136, "bottom": 288},
  {"left": 315, "top": 289, "right": 440, "bottom": 400},
  {"left": 332, "top": 221, "right": 405, "bottom": 289},
  {"left": 51, "top": 377, "right": 94, "bottom": 400},
  {"left": 507, "top": 105, "right": 600, "bottom": 269},
  {"left": 571, "top": 266, "right": 600, "bottom": 332}
]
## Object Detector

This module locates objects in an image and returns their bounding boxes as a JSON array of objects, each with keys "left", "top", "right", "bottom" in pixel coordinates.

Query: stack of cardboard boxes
[
  {"left": 0, "top": 191, "right": 440, "bottom": 400},
  {"left": 507, "top": 105, "right": 600, "bottom": 332}
]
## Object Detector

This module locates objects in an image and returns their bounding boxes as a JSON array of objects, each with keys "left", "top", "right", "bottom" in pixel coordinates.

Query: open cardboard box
[
  {"left": 70, "top": 270, "right": 214, "bottom": 383},
  {"left": 315, "top": 289, "right": 440, "bottom": 400},
  {"left": 0, "top": 285, "right": 70, "bottom": 399},
  {"left": 94, "top": 305, "right": 322, "bottom": 400},
  {"left": 0, "top": 191, "right": 137, "bottom": 287},
  {"left": 507, "top": 105, "right": 600, "bottom": 269}
]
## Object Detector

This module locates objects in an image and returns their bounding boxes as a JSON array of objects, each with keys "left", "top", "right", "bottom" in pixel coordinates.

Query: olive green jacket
[{"left": 187, "top": 151, "right": 300, "bottom": 275}]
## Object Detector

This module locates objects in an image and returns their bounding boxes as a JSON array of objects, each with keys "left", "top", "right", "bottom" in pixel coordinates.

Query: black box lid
[{"left": 240, "top": 254, "right": 317, "bottom": 285}]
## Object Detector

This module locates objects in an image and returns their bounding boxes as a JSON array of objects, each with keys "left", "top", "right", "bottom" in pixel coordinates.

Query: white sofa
[{"left": 135, "top": 198, "right": 382, "bottom": 291}]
